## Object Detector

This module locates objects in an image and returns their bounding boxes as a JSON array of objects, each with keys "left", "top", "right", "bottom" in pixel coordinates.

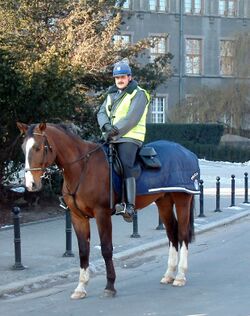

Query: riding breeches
[{"left": 116, "top": 142, "right": 140, "bottom": 178}]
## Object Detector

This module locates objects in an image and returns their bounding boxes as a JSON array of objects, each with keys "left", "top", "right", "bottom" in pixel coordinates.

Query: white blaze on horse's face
[{"left": 25, "top": 137, "right": 36, "bottom": 191}]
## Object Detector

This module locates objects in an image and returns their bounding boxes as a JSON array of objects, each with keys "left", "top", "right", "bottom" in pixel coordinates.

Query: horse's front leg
[
  {"left": 70, "top": 213, "right": 90, "bottom": 299},
  {"left": 96, "top": 211, "right": 116, "bottom": 297}
]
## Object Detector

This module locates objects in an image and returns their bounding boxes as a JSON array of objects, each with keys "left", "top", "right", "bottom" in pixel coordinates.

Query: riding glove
[
  {"left": 103, "top": 124, "right": 119, "bottom": 141},
  {"left": 103, "top": 123, "right": 119, "bottom": 140}
]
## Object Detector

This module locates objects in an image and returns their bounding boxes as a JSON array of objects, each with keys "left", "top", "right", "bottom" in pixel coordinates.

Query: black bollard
[
  {"left": 130, "top": 212, "right": 140, "bottom": 238},
  {"left": 63, "top": 209, "right": 74, "bottom": 257},
  {"left": 243, "top": 172, "right": 249, "bottom": 204},
  {"left": 156, "top": 216, "right": 164, "bottom": 230},
  {"left": 198, "top": 180, "right": 205, "bottom": 217},
  {"left": 230, "top": 174, "right": 236, "bottom": 207},
  {"left": 12, "top": 207, "right": 26, "bottom": 270},
  {"left": 214, "top": 176, "right": 222, "bottom": 212}
]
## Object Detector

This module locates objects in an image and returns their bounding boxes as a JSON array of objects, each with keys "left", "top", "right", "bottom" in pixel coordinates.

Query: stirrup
[
  {"left": 59, "top": 196, "right": 68, "bottom": 210},
  {"left": 115, "top": 203, "right": 134, "bottom": 223},
  {"left": 115, "top": 202, "right": 126, "bottom": 215}
]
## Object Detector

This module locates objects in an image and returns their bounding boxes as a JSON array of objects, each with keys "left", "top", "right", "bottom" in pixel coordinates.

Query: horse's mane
[
  {"left": 28, "top": 123, "right": 79, "bottom": 138},
  {"left": 54, "top": 123, "right": 79, "bottom": 137},
  {"left": 28, "top": 122, "right": 97, "bottom": 145}
]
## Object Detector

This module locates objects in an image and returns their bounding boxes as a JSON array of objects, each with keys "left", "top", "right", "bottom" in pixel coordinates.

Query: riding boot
[{"left": 115, "top": 177, "right": 136, "bottom": 223}]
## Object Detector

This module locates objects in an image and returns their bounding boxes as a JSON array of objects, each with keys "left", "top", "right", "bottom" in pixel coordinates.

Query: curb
[{"left": 1, "top": 209, "right": 250, "bottom": 298}]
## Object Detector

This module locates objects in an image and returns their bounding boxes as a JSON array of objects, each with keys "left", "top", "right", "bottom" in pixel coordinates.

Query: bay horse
[{"left": 17, "top": 122, "right": 200, "bottom": 300}]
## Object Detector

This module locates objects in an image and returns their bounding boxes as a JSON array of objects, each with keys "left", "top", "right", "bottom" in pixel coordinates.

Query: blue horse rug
[{"left": 102, "top": 140, "right": 200, "bottom": 196}]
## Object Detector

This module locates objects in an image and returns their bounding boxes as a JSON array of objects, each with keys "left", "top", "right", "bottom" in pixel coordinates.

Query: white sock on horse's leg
[
  {"left": 173, "top": 242, "right": 188, "bottom": 286},
  {"left": 161, "top": 242, "right": 178, "bottom": 284},
  {"left": 71, "top": 267, "right": 90, "bottom": 299}
]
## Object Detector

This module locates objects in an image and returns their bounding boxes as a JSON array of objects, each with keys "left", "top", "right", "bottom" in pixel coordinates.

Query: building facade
[{"left": 118, "top": 0, "right": 250, "bottom": 124}]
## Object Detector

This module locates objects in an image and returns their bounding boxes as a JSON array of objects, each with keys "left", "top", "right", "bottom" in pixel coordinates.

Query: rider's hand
[{"left": 103, "top": 124, "right": 119, "bottom": 141}]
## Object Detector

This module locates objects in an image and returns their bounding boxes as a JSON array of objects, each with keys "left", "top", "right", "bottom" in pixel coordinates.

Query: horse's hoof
[
  {"left": 160, "top": 276, "right": 174, "bottom": 284},
  {"left": 172, "top": 278, "right": 186, "bottom": 287},
  {"left": 103, "top": 289, "right": 116, "bottom": 297},
  {"left": 71, "top": 290, "right": 87, "bottom": 299}
]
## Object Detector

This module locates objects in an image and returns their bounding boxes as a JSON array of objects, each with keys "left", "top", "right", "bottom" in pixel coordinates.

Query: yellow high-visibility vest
[{"left": 106, "top": 87, "right": 150, "bottom": 142}]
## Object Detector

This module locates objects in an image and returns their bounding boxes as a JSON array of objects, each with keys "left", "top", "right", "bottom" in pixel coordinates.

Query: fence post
[
  {"left": 214, "top": 176, "right": 221, "bottom": 212},
  {"left": 243, "top": 172, "right": 249, "bottom": 204},
  {"left": 131, "top": 212, "right": 140, "bottom": 238},
  {"left": 63, "top": 209, "right": 74, "bottom": 257},
  {"left": 230, "top": 174, "right": 236, "bottom": 207},
  {"left": 12, "top": 207, "right": 26, "bottom": 270},
  {"left": 198, "top": 180, "right": 205, "bottom": 217}
]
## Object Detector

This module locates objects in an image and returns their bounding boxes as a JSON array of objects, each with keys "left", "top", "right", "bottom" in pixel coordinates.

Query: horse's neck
[{"left": 48, "top": 128, "right": 92, "bottom": 169}]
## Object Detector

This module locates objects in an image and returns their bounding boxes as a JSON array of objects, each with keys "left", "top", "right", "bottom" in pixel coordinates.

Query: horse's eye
[{"left": 33, "top": 145, "right": 40, "bottom": 152}]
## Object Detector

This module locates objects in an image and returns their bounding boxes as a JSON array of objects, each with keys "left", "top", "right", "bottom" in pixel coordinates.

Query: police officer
[{"left": 97, "top": 60, "right": 150, "bottom": 222}]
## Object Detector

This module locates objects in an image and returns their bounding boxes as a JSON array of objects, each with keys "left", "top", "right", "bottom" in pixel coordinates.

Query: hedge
[
  {"left": 145, "top": 123, "right": 224, "bottom": 145},
  {"left": 145, "top": 123, "right": 249, "bottom": 163}
]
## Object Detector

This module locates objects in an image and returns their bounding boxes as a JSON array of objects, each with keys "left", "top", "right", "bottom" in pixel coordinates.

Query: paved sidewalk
[{"left": 0, "top": 196, "right": 249, "bottom": 298}]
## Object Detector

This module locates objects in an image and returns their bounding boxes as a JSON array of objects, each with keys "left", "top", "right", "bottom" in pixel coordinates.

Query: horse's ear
[
  {"left": 38, "top": 123, "right": 47, "bottom": 132},
  {"left": 16, "top": 122, "right": 28, "bottom": 135}
]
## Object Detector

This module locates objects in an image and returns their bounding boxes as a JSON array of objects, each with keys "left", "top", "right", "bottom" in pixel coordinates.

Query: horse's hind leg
[
  {"left": 172, "top": 193, "right": 194, "bottom": 287},
  {"left": 156, "top": 194, "right": 178, "bottom": 285},
  {"left": 70, "top": 213, "right": 91, "bottom": 299},
  {"left": 96, "top": 212, "right": 116, "bottom": 297}
]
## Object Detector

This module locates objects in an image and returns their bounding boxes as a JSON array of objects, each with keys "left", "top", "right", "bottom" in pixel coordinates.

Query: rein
[
  {"left": 63, "top": 142, "right": 106, "bottom": 166},
  {"left": 25, "top": 131, "right": 106, "bottom": 172},
  {"left": 25, "top": 128, "right": 107, "bottom": 217}
]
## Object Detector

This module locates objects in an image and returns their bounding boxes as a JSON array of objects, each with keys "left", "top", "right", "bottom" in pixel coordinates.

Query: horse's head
[{"left": 17, "top": 122, "right": 56, "bottom": 192}]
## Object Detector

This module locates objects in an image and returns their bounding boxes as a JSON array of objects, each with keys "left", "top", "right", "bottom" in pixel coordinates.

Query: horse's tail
[{"left": 189, "top": 195, "right": 195, "bottom": 243}]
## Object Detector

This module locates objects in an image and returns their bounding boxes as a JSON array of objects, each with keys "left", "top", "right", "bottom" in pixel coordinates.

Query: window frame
[
  {"left": 113, "top": 33, "right": 132, "bottom": 47},
  {"left": 219, "top": 39, "right": 235, "bottom": 76},
  {"left": 148, "top": 0, "right": 169, "bottom": 12},
  {"left": 185, "top": 37, "right": 203, "bottom": 76},
  {"left": 115, "top": 0, "right": 131, "bottom": 10},
  {"left": 149, "top": 34, "right": 169, "bottom": 62},
  {"left": 218, "top": 0, "right": 239, "bottom": 17},
  {"left": 150, "top": 95, "right": 168, "bottom": 124},
  {"left": 184, "top": 0, "right": 204, "bottom": 15}
]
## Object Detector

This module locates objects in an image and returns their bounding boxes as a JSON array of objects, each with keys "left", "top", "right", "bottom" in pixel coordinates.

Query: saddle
[{"left": 112, "top": 145, "right": 162, "bottom": 178}]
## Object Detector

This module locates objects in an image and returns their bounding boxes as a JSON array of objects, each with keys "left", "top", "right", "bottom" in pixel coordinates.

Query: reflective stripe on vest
[{"left": 106, "top": 87, "right": 150, "bottom": 142}]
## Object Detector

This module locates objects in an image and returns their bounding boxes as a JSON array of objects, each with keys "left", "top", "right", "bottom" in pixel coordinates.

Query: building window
[
  {"left": 185, "top": 38, "right": 202, "bottom": 75},
  {"left": 184, "top": 0, "right": 203, "bottom": 14},
  {"left": 113, "top": 34, "right": 131, "bottom": 46},
  {"left": 218, "top": 0, "right": 238, "bottom": 17},
  {"left": 122, "top": 0, "right": 130, "bottom": 9},
  {"left": 149, "top": 0, "right": 168, "bottom": 12},
  {"left": 220, "top": 40, "right": 235, "bottom": 76},
  {"left": 116, "top": 0, "right": 130, "bottom": 9},
  {"left": 150, "top": 36, "right": 167, "bottom": 62},
  {"left": 184, "top": 95, "right": 199, "bottom": 122},
  {"left": 151, "top": 96, "right": 167, "bottom": 123}
]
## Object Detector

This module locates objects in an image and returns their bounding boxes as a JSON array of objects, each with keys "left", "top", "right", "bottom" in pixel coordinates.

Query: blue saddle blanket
[{"left": 102, "top": 140, "right": 200, "bottom": 196}]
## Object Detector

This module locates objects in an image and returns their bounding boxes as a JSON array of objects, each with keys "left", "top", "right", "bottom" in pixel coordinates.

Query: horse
[{"left": 17, "top": 122, "right": 200, "bottom": 300}]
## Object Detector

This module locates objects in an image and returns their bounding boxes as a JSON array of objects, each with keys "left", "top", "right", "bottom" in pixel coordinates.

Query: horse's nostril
[{"left": 31, "top": 182, "right": 36, "bottom": 191}]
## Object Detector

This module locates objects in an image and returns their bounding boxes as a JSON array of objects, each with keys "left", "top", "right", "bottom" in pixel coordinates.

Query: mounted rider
[{"left": 97, "top": 60, "right": 150, "bottom": 222}]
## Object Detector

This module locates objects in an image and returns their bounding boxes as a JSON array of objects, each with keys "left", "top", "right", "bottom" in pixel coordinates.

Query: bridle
[
  {"left": 24, "top": 128, "right": 107, "bottom": 216},
  {"left": 24, "top": 132, "right": 53, "bottom": 174},
  {"left": 24, "top": 131, "right": 105, "bottom": 174}
]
